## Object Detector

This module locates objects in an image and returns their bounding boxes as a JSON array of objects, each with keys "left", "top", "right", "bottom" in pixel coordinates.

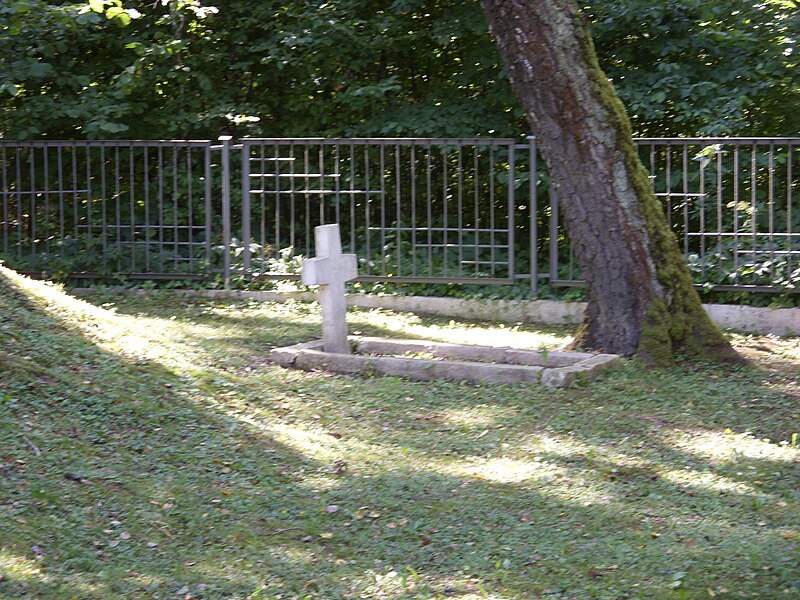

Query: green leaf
[
  {"left": 96, "top": 121, "right": 129, "bottom": 134},
  {"left": 1, "top": 84, "right": 21, "bottom": 97},
  {"left": 27, "top": 62, "right": 53, "bottom": 78},
  {"left": 89, "top": 0, "right": 104, "bottom": 14}
]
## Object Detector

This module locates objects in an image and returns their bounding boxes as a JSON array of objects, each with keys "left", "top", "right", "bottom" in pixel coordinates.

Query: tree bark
[{"left": 480, "top": 0, "right": 739, "bottom": 363}]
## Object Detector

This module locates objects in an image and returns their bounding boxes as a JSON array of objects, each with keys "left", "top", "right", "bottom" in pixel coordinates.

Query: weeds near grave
[{"left": 0, "top": 266, "right": 798, "bottom": 599}]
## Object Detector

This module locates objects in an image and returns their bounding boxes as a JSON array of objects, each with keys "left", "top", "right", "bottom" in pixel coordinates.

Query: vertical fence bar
[
  {"left": 680, "top": 148, "right": 692, "bottom": 257},
  {"left": 489, "top": 146, "right": 496, "bottom": 276},
  {"left": 172, "top": 145, "right": 179, "bottom": 270},
  {"left": 29, "top": 147, "right": 37, "bottom": 257},
  {"left": 379, "top": 144, "right": 386, "bottom": 276},
  {"left": 273, "top": 142, "right": 281, "bottom": 260},
  {"left": 473, "top": 147, "right": 480, "bottom": 276},
  {"left": 456, "top": 144, "right": 464, "bottom": 277},
  {"left": 410, "top": 143, "right": 417, "bottom": 276},
  {"left": 716, "top": 147, "right": 723, "bottom": 281},
  {"left": 528, "top": 137, "right": 539, "bottom": 293},
  {"left": 665, "top": 144, "right": 672, "bottom": 227},
  {"left": 425, "top": 144, "right": 432, "bottom": 275},
  {"left": 334, "top": 143, "right": 342, "bottom": 227},
  {"left": 681, "top": 144, "right": 690, "bottom": 255},
  {"left": 649, "top": 143, "right": 657, "bottom": 193},
  {"left": 56, "top": 146, "right": 64, "bottom": 258},
  {"left": 318, "top": 143, "right": 325, "bottom": 225},
  {"left": 204, "top": 144, "right": 212, "bottom": 267},
  {"left": 441, "top": 145, "right": 448, "bottom": 276},
  {"left": 241, "top": 141, "right": 251, "bottom": 273},
  {"left": 186, "top": 146, "right": 201, "bottom": 273},
  {"left": 304, "top": 145, "right": 311, "bottom": 252},
  {"left": 15, "top": 147, "right": 23, "bottom": 258},
  {"left": 787, "top": 144, "right": 794, "bottom": 277},
  {"left": 157, "top": 146, "right": 164, "bottom": 265},
  {"left": 257, "top": 143, "right": 265, "bottom": 271},
  {"left": 732, "top": 145, "right": 740, "bottom": 285},
  {"left": 751, "top": 144, "right": 758, "bottom": 274},
  {"left": 85, "top": 146, "right": 92, "bottom": 257},
  {"left": 28, "top": 147, "right": 36, "bottom": 257},
  {"left": 144, "top": 147, "right": 151, "bottom": 273},
  {"left": 185, "top": 146, "right": 192, "bottom": 273},
  {"left": 364, "top": 145, "right": 371, "bottom": 272},
  {"left": 43, "top": 147, "right": 50, "bottom": 256},
  {"left": 128, "top": 144, "right": 138, "bottom": 273},
  {"left": 395, "top": 143, "right": 402, "bottom": 275},
  {"left": 289, "top": 142, "right": 296, "bottom": 252},
  {"left": 698, "top": 148, "right": 706, "bottom": 279},
  {"left": 70, "top": 145, "right": 78, "bottom": 256},
  {"left": 219, "top": 136, "right": 232, "bottom": 289},
  {"left": 1, "top": 147, "right": 8, "bottom": 254},
  {"left": 768, "top": 143, "right": 775, "bottom": 280},
  {"left": 114, "top": 146, "right": 121, "bottom": 272},
  {"left": 348, "top": 142, "right": 356, "bottom": 252},
  {"left": 507, "top": 142, "right": 516, "bottom": 280},
  {"left": 99, "top": 146, "right": 108, "bottom": 272}
]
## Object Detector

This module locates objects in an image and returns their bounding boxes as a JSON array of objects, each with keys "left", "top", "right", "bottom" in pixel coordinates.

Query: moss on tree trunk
[{"left": 480, "top": 0, "right": 740, "bottom": 364}]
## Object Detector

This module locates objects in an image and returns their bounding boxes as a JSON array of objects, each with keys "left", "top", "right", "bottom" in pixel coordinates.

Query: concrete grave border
[
  {"left": 72, "top": 289, "right": 800, "bottom": 337},
  {"left": 270, "top": 336, "right": 621, "bottom": 388}
]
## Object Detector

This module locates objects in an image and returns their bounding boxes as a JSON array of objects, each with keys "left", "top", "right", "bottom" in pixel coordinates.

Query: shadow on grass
[
  {"left": 1, "top": 279, "right": 796, "bottom": 598},
  {"left": 0, "top": 273, "right": 335, "bottom": 598}
]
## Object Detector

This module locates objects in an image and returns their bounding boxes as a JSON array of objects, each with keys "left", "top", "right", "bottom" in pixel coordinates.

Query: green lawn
[{"left": 0, "top": 265, "right": 798, "bottom": 600}]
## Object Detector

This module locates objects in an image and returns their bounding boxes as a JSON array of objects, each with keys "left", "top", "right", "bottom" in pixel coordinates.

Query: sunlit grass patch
[{"left": 349, "top": 307, "right": 573, "bottom": 349}]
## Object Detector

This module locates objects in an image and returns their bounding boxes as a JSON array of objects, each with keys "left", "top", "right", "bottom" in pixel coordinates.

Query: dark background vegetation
[{"left": 2, "top": 0, "right": 799, "bottom": 140}]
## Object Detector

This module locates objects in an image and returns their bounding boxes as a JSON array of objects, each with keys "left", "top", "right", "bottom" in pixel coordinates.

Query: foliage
[
  {"left": 588, "top": 0, "right": 800, "bottom": 136},
  {"left": 1, "top": 1, "right": 798, "bottom": 139},
  {"left": 1, "top": 268, "right": 799, "bottom": 598},
  {"left": 0, "top": 0, "right": 517, "bottom": 139}
]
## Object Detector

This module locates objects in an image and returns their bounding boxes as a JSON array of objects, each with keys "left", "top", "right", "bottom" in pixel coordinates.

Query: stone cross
[{"left": 301, "top": 224, "right": 358, "bottom": 354}]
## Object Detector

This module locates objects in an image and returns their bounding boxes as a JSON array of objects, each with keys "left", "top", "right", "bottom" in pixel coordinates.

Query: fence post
[
  {"left": 204, "top": 143, "right": 213, "bottom": 272},
  {"left": 241, "top": 140, "right": 251, "bottom": 273},
  {"left": 508, "top": 142, "right": 516, "bottom": 282},
  {"left": 528, "top": 136, "right": 538, "bottom": 294},
  {"left": 219, "top": 135, "right": 232, "bottom": 290}
]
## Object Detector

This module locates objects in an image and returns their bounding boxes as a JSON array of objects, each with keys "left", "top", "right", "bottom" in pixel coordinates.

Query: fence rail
[
  {"left": 0, "top": 140, "right": 214, "bottom": 278},
  {"left": 550, "top": 137, "right": 800, "bottom": 292},
  {"left": 238, "top": 138, "right": 519, "bottom": 285},
  {"left": 1, "top": 137, "right": 798, "bottom": 293}
]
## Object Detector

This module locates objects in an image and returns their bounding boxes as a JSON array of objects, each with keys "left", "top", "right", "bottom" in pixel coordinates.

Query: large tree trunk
[{"left": 480, "top": 0, "right": 739, "bottom": 363}]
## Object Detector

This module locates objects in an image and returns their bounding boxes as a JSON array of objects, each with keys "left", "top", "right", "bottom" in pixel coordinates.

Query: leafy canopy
[{"left": 0, "top": 0, "right": 797, "bottom": 139}]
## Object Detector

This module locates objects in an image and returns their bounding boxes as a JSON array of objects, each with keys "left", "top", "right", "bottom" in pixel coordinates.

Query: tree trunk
[{"left": 480, "top": 0, "right": 739, "bottom": 363}]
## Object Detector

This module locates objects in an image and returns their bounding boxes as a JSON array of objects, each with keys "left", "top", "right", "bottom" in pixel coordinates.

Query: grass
[{"left": 0, "top": 265, "right": 798, "bottom": 600}]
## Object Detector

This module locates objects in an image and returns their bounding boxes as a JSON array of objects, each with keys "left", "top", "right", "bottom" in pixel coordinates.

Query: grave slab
[
  {"left": 270, "top": 336, "right": 621, "bottom": 388},
  {"left": 277, "top": 223, "right": 622, "bottom": 387}
]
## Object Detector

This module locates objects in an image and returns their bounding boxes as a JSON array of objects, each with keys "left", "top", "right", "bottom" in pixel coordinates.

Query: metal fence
[
  {"left": 551, "top": 138, "right": 800, "bottom": 292},
  {"left": 238, "top": 138, "right": 520, "bottom": 284},
  {"left": 1, "top": 136, "right": 798, "bottom": 293},
  {"left": 0, "top": 140, "right": 213, "bottom": 279}
]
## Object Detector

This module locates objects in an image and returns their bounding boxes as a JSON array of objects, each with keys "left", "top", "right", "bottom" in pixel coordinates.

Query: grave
[
  {"left": 299, "top": 224, "right": 358, "bottom": 354},
  {"left": 270, "top": 224, "right": 621, "bottom": 387}
]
